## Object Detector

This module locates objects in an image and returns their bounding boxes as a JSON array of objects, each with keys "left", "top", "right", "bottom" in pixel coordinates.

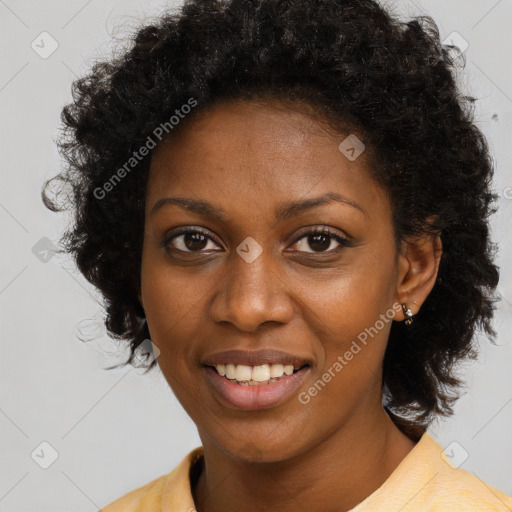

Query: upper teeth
[{"left": 215, "top": 363, "right": 297, "bottom": 382}]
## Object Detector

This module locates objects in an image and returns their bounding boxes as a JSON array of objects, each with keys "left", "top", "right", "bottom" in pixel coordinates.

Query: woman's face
[{"left": 140, "top": 99, "right": 404, "bottom": 462}]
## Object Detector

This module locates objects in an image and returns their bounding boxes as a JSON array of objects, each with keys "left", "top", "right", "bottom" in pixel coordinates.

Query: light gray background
[{"left": 0, "top": 0, "right": 511, "bottom": 511}]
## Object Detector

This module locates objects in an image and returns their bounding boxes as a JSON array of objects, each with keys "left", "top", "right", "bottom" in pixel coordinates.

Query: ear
[{"left": 394, "top": 230, "right": 442, "bottom": 321}]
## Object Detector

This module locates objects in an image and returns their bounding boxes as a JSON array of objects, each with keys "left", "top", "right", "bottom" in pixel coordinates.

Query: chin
[{"left": 213, "top": 429, "right": 307, "bottom": 464}]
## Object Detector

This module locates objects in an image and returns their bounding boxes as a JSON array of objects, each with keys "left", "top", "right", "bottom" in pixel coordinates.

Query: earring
[{"left": 402, "top": 303, "right": 414, "bottom": 325}]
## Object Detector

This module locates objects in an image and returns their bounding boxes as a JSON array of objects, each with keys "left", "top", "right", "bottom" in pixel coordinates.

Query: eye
[
  {"left": 163, "top": 227, "right": 221, "bottom": 253},
  {"left": 163, "top": 226, "right": 353, "bottom": 254},
  {"left": 290, "top": 226, "right": 353, "bottom": 254}
]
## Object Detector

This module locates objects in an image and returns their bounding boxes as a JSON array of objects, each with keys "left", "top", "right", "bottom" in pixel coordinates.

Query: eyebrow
[{"left": 150, "top": 192, "right": 367, "bottom": 221}]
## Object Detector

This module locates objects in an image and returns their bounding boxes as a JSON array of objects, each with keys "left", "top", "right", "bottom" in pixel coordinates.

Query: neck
[{"left": 192, "top": 407, "right": 417, "bottom": 512}]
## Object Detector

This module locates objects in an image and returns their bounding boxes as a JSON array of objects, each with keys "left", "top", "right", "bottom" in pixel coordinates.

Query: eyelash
[{"left": 162, "top": 226, "right": 354, "bottom": 254}]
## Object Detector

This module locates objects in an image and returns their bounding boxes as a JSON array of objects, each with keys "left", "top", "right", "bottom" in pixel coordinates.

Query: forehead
[{"left": 146, "top": 99, "right": 389, "bottom": 222}]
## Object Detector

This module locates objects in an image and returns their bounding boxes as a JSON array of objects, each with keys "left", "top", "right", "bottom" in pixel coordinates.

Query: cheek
[
  {"left": 298, "top": 249, "right": 397, "bottom": 389},
  {"left": 301, "top": 250, "right": 397, "bottom": 339},
  {"left": 140, "top": 261, "right": 203, "bottom": 370},
  {"left": 141, "top": 270, "right": 204, "bottom": 410}
]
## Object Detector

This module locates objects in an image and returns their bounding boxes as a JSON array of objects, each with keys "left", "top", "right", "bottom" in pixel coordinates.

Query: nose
[{"left": 209, "top": 248, "right": 294, "bottom": 332}]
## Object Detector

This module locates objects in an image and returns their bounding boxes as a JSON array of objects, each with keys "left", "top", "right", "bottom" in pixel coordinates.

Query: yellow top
[{"left": 102, "top": 432, "right": 512, "bottom": 511}]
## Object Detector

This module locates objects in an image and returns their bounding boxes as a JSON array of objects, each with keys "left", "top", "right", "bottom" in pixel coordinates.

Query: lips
[
  {"left": 204, "top": 365, "right": 311, "bottom": 410},
  {"left": 202, "top": 348, "right": 312, "bottom": 410},
  {"left": 202, "top": 348, "right": 312, "bottom": 368}
]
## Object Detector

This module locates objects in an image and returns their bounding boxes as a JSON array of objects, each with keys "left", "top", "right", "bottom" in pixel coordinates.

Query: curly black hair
[{"left": 42, "top": 0, "right": 500, "bottom": 438}]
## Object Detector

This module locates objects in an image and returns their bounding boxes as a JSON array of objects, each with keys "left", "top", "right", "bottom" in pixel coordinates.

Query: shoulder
[
  {"left": 424, "top": 468, "right": 512, "bottom": 511},
  {"left": 353, "top": 431, "right": 512, "bottom": 512},
  {"left": 101, "top": 473, "right": 168, "bottom": 512},
  {"left": 101, "top": 446, "right": 204, "bottom": 512},
  {"left": 406, "top": 434, "right": 512, "bottom": 512}
]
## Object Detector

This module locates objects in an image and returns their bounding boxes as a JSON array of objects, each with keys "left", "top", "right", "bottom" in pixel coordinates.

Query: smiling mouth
[{"left": 207, "top": 363, "right": 309, "bottom": 386}]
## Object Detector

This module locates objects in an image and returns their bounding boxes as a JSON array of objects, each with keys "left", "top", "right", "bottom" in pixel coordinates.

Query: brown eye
[
  {"left": 164, "top": 228, "right": 221, "bottom": 253},
  {"left": 292, "top": 227, "right": 353, "bottom": 253}
]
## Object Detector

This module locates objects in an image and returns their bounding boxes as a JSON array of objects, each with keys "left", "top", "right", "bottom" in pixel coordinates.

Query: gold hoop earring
[{"left": 402, "top": 303, "right": 414, "bottom": 325}]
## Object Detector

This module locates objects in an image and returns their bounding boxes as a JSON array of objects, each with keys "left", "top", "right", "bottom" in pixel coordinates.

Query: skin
[{"left": 138, "top": 98, "right": 442, "bottom": 512}]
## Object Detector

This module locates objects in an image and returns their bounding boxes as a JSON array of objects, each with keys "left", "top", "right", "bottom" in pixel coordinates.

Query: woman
[{"left": 42, "top": 0, "right": 512, "bottom": 510}]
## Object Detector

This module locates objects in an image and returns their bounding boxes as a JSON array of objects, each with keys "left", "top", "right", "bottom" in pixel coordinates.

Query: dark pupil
[
  {"left": 184, "top": 232, "right": 331, "bottom": 252},
  {"left": 308, "top": 233, "right": 330, "bottom": 252},
  {"left": 185, "top": 232, "right": 208, "bottom": 251}
]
